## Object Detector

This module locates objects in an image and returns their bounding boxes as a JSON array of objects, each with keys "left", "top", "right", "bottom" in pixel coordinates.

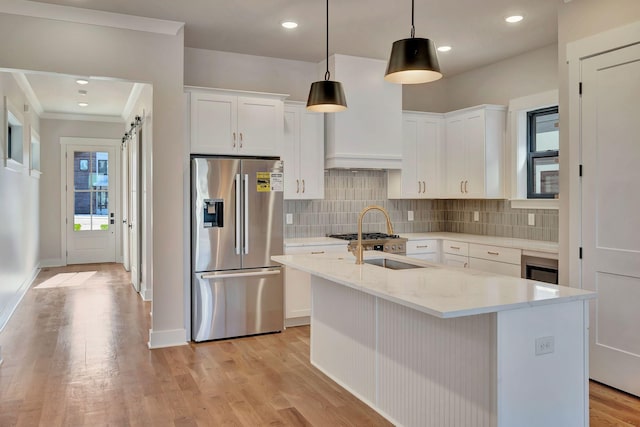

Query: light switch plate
[
  {"left": 286, "top": 213, "right": 293, "bottom": 225},
  {"left": 408, "top": 211, "right": 414, "bottom": 221},
  {"left": 535, "top": 336, "right": 554, "bottom": 355},
  {"left": 528, "top": 213, "right": 535, "bottom": 226},
  {"left": 473, "top": 211, "right": 479, "bottom": 222}
]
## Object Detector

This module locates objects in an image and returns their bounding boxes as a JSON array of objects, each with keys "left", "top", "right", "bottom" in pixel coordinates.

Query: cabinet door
[
  {"left": 445, "top": 116, "right": 466, "bottom": 197},
  {"left": 406, "top": 252, "right": 439, "bottom": 263},
  {"left": 298, "top": 110, "right": 324, "bottom": 199},
  {"left": 190, "top": 92, "right": 237, "bottom": 155},
  {"left": 418, "top": 117, "right": 441, "bottom": 197},
  {"left": 401, "top": 116, "right": 420, "bottom": 197},
  {"left": 442, "top": 253, "right": 469, "bottom": 268},
  {"left": 283, "top": 108, "right": 300, "bottom": 199},
  {"left": 285, "top": 267, "right": 311, "bottom": 319},
  {"left": 468, "top": 258, "right": 521, "bottom": 277},
  {"left": 238, "top": 97, "right": 282, "bottom": 156},
  {"left": 464, "top": 110, "right": 487, "bottom": 198}
]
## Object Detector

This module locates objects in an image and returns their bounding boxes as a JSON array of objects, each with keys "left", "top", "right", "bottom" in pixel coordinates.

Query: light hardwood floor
[{"left": 0, "top": 263, "right": 638, "bottom": 426}]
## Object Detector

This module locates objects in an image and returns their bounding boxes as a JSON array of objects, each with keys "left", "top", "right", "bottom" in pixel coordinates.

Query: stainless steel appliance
[
  {"left": 521, "top": 255, "right": 558, "bottom": 284},
  {"left": 191, "top": 156, "right": 284, "bottom": 342},
  {"left": 327, "top": 232, "right": 407, "bottom": 255}
]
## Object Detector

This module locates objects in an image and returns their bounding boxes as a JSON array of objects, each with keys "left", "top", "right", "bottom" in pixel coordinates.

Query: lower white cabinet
[
  {"left": 442, "top": 253, "right": 469, "bottom": 268},
  {"left": 406, "top": 239, "right": 440, "bottom": 263},
  {"left": 468, "top": 243, "right": 521, "bottom": 277},
  {"left": 468, "top": 258, "right": 521, "bottom": 277},
  {"left": 284, "top": 243, "right": 348, "bottom": 326}
]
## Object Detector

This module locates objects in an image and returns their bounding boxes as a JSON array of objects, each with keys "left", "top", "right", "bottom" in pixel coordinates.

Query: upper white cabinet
[
  {"left": 388, "top": 111, "right": 443, "bottom": 199},
  {"left": 444, "top": 105, "right": 506, "bottom": 198},
  {"left": 324, "top": 55, "right": 402, "bottom": 169},
  {"left": 188, "top": 88, "right": 286, "bottom": 156},
  {"left": 283, "top": 102, "right": 324, "bottom": 200}
]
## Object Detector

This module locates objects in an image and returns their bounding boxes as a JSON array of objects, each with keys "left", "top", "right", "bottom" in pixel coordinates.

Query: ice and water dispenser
[{"left": 203, "top": 199, "right": 224, "bottom": 228}]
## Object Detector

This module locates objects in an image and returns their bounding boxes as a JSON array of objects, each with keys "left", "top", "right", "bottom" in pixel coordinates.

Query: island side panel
[
  {"left": 377, "top": 299, "right": 497, "bottom": 427},
  {"left": 310, "top": 276, "right": 377, "bottom": 407},
  {"left": 496, "top": 300, "right": 588, "bottom": 427}
]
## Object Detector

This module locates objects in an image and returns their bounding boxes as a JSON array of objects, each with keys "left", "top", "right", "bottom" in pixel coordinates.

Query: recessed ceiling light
[
  {"left": 78, "top": 102, "right": 89, "bottom": 107},
  {"left": 505, "top": 15, "right": 524, "bottom": 23},
  {"left": 78, "top": 90, "right": 87, "bottom": 96},
  {"left": 437, "top": 46, "right": 452, "bottom": 52},
  {"left": 76, "top": 79, "right": 89, "bottom": 85},
  {"left": 281, "top": 21, "right": 298, "bottom": 29}
]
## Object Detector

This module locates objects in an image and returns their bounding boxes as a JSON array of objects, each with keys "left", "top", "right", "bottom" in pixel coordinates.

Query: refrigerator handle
[
  {"left": 244, "top": 173, "right": 249, "bottom": 255},
  {"left": 200, "top": 269, "right": 280, "bottom": 280},
  {"left": 235, "top": 173, "right": 241, "bottom": 255}
]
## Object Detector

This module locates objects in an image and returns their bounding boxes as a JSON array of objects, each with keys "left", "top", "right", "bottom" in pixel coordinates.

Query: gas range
[{"left": 327, "top": 232, "right": 407, "bottom": 255}]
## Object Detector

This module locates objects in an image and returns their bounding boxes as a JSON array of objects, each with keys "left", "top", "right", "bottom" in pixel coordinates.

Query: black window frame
[{"left": 527, "top": 106, "right": 559, "bottom": 199}]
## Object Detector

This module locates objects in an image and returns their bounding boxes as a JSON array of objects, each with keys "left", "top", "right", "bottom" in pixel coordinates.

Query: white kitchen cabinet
[
  {"left": 188, "top": 88, "right": 286, "bottom": 156},
  {"left": 468, "top": 243, "right": 521, "bottom": 277},
  {"left": 284, "top": 242, "right": 348, "bottom": 326},
  {"left": 442, "top": 253, "right": 469, "bottom": 268},
  {"left": 406, "top": 239, "right": 440, "bottom": 263},
  {"left": 444, "top": 105, "right": 506, "bottom": 198},
  {"left": 283, "top": 102, "right": 324, "bottom": 200},
  {"left": 388, "top": 112, "right": 443, "bottom": 199}
]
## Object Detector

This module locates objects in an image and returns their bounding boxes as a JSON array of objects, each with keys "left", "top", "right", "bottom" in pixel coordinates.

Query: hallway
[{"left": 0, "top": 264, "right": 638, "bottom": 426}]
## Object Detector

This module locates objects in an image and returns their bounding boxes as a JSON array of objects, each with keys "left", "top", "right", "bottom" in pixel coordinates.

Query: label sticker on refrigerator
[
  {"left": 270, "top": 172, "right": 283, "bottom": 192},
  {"left": 256, "top": 172, "right": 270, "bottom": 192}
]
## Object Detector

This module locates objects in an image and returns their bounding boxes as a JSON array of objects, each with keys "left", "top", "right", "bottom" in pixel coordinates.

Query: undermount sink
[{"left": 364, "top": 258, "right": 427, "bottom": 270}]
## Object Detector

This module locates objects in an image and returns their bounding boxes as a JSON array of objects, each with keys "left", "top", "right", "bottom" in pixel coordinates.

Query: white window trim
[
  {"left": 29, "top": 127, "right": 42, "bottom": 178},
  {"left": 506, "top": 90, "right": 559, "bottom": 210}
]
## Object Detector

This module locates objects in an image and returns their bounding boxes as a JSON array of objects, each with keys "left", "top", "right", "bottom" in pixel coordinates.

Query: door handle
[
  {"left": 235, "top": 174, "right": 241, "bottom": 255},
  {"left": 201, "top": 269, "right": 281, "bottom": 280},
  {"left": 244, "top": 173, "right": 249, "bottom": 255}
]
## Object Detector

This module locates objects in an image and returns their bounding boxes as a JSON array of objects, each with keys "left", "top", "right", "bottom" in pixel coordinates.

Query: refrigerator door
[
  {"left": 192, "top": 158, "right": 242, "bottom": 272},
  {"left": 191, "top": 267, "right": 284, "bottom": 341},
  {"left": 240, "top": 159, "right": 284, "bottom": 269}
]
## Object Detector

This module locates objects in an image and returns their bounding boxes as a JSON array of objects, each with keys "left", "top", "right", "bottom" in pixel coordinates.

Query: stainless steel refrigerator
[{"left": 191, "top": 156, "right": 284, "bottom": 342}]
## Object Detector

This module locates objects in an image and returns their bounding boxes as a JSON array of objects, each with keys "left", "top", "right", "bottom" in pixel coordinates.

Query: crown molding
[
  {"left": 40, "top": 112, "right": 125, "bottom": 123},
  {"left": 11, "top": 72, "right": 44, "bottom": 116},
  {"left": 0, "top": 0, "right": 184, "bottom": 36}
]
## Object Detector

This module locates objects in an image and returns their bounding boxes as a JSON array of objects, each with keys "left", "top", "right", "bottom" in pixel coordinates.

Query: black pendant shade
[
  {"left": 307, "top": 80, "right": 347, "bottom": 112},
  {"left": 385, "top": 37, "right": 442, "bottom": 84},
  {"left": 306, "top": 0, "right": 347, "bottom": 112}
]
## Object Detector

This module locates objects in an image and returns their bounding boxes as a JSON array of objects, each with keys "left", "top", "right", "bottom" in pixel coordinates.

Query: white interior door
[
  {"left": 122, "top": 141, "right": 130, "bottom": 271},
  {"left": 66, "top": 144, "right": 118, "bottom": 264},
  {"left": 128, "top": 130, "right": 140, "bottom": 292},
  {"left": 581, "top": 43, "right": 640, "bottom": 397}
]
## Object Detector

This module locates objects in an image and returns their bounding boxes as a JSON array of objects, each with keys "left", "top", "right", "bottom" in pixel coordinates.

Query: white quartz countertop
[
  {"left": 400, "top": 232, "right": 559, "bottom": 254},
  {"left": 271, "top": 252, "right": 594, "bottom": 319}
]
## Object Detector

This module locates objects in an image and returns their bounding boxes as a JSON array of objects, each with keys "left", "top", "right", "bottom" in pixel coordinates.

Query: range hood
[{"left": 323, "top": 54, "right": 402, "bottom": 169}]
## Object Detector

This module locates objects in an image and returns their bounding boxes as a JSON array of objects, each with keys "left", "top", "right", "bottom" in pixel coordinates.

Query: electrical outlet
[
  {"left": 474, "top": 211, "right": 479, "bottom": 222},
  {"left": 528, "top": 213, "right": 535, "bottom": 226},
  {"left": 535, "top": 336, "right": 554, "bottom": 355},
  {"left": 286, "top": 213, "right": 293, "bottom": 225},
  {"left": 408, "top": 210, "right": 414, "bottom": 221}
]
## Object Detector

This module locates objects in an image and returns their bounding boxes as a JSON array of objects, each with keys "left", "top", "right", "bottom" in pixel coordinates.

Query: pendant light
[
  {"left": 385, "top": 0, "right": 443, "bottom": 84},
  {"left": 306, "top": 0, "right": 347, "bottom": 112}
]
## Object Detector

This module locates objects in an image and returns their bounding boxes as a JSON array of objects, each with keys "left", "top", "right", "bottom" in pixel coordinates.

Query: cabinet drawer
[
  {"left": 468, "top": 258, "right": 521, "bottom": 277},
  {"left": 469, "top": 244, "right": 521, "bottom": 265},
  {"left": 442, "top": 253, "right": 469, "bottom": 268},
  {"left": 285, "top": 244, "right": 348, "bottom": 255},
  {"left": 406, "top": 239, "right": 439, "bottom": 254},
  {"left": 442, "top": 240, "right": 469, "bottom": 256}
]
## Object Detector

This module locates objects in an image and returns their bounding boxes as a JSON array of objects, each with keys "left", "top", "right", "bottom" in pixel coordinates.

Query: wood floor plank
[{"left": 1, "top": 264, "right": 638, "bottom": 426}]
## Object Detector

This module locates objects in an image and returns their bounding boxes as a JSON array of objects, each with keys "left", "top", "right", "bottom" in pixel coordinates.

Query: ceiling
[{"left": 14, "top": 0, "right": 562, "bottom": 118}]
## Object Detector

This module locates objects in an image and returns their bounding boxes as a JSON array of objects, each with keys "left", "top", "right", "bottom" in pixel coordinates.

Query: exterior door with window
[
  {"left": 66, "top": 145, "right": 117, "bottom": 264},
  {"left": 581, "top": 43, "right": 640, "bottom": 397}
]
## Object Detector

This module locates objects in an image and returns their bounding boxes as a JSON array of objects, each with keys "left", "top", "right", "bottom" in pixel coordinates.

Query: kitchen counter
[
  {"left": 272, "top": 251, "right": 593, "bottom": 427},
  {"left": 272, "top": 252, "right": 592, "bottom": 318},
  {"left": 401, "top": 232, "right": 558, "bottom": 254},
  {"left": 284, "top": 237, "right": 348, "bottom": 247}
]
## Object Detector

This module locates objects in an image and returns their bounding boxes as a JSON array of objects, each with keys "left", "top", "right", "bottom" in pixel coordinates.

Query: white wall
[
  {"left": 0, "top": 72, "right": 40, "bottom": 331},
  {"left": 38, "top": 119, "right": 124, "bottom": 266},
  {"left": 185, "top": 48, "right": 317, "bottom": 102},
  {"left": 557, "top": 1, "right": 640, "bottom": 285},
  {"left": 0, "top": 11, "right": 185, "bottom": 347}
]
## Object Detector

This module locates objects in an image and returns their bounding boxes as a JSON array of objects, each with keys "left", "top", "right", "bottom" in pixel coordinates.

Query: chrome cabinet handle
[
  {"left": 296, "top": 179, "right": 300, "bottom": 193},
  {"left": 239, "top": 132, "right": 243, "bottom": 148},
  {"left": 302, "top": 179, "right": 305, "bottom": 193},
  {"left": 487, "top": 251, "right": 499, "bottom": 255},
  {"left": 464, "top": 180, "right": 468, "bottom": 193},
  {"left": 460, "top": 181, "right": 464, "bottom": 193},
  {"left": 310, "top": 251, "right": 325, "bottom": 255},
  {"left": 450, "top": 246, "right": 461, "bottom": 250},
  {"left": 233, "top": 132, "right": 236, "bottom": 148},
  {"left": 423, "top": 181, "right": 426, "bottom": 194},
  {"left": 416, "top": 245, "right": 429, "bottom": 248},
  {"left": 418, "top": 181, "right": 421, "bottom": 193}
]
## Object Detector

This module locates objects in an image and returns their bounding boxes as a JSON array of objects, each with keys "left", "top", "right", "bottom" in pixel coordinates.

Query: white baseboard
[
  {"left": 39, "top": 258, "right": 66, "bottom": 268},
  {"left": 285, "top": 316, "right": 310, "bottom": 328},
  {"left": 148, "top": 328, "right": 188, "bottom": 349},
  {"left": 0, "top": 266, "right": 40, "bottom": 333},
  {"left": 139, "top": 286, "right": 152, "bottom": 302}
]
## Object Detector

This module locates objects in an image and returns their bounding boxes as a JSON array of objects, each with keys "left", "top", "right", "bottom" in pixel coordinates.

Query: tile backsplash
[{"left": 284, "top": 170, "right": 558, "bottom": 242}]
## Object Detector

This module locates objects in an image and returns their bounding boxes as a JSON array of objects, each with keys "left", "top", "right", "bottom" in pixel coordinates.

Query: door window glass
[{"left": 73, "top": 151, "right": 109, "bottom": 231}]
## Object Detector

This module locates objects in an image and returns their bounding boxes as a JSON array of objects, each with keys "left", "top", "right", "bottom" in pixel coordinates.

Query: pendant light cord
[
  {"left": 325, "top": 0, "right": 330, "bottom": 81},
  {"left": 410, "top": 0, "right": 415, "bottom": 38}
]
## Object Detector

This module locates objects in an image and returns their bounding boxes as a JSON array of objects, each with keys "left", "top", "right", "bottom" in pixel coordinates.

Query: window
[
  {"left": 4, "top": 96, "right": 24, "bottom": 171},
  {"left": 527, "top": 106, "right": 559, "bottom": 199}
]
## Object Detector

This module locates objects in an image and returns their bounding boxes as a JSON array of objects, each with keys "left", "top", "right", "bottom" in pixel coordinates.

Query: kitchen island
[{"left": 272, "top": 252, "right": 595, "bottom": 427}]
